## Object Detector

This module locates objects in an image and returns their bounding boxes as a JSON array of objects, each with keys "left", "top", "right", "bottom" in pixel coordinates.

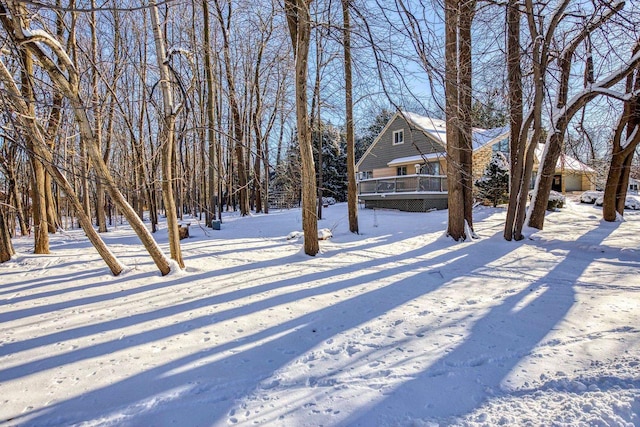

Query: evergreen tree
[
  {"left": 321, "top": 126, "right": 348, "bottom": 202},
  {"left": 355, "top": 109, "right": 393, "bottom": 161},
  {"left": 475, "top": 152, "right": 509, "bottom": 207}
]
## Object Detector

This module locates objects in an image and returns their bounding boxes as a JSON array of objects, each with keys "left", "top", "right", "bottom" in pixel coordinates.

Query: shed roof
[{"left": 534, "top": 145, "right": 596, "bottom": 173}]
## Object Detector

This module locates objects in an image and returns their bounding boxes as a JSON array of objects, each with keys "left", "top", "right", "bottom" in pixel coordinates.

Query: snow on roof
[
  {"left": 401, "top": 111, "right": 509, "bottom": 150},
  {"left": 534, "top": 145, "right": 596, "bottom": 173},
  {"left": 387, "top": 152, "right": 443, "bottom": 167}
]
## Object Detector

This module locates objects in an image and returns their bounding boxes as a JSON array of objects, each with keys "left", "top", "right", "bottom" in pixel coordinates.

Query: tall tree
[
  {"left": 503, "top": 0, "right": 524, "bottom": 241},
  {"left": 602, "top": 43, "right": 640, "bottom": 221},
  {"left": 214, "top": 0, "right": 250, "bottom": 216},
  {"left": 20, "top": 47, "right": 49, "bottom": 254},
  {"left": 342, "top": 0, "right": 359, "bottom": 234},
  {"left": 285, "top": 0, "right": 319, "bottom": 256},
  {"left": 528, "top": 1, "right": 629, "bottom": 230},
  {"left": 202, "top": 0, "right": 220, "bottom": 226},
  {"left": 445, "top": 0, "right": 476, "bottom": 241},
  {"left": 0, "top": 57, "right": 124, "bottom": 275},
  {"left": 149, "top": 0, "right": 185, "bottom": 268},
  {"left": 0, "top": 1, "right": 172, "bottom": 275}
]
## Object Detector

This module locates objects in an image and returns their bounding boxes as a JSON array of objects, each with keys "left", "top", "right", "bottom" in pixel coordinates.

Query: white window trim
[{"left": 392, "top": 129, "right": 404, "bottom": 145}]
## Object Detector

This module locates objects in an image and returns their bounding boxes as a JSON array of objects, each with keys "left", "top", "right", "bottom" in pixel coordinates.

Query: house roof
[
  {"left": 402, "top": 111, "right": 509, "bottom": 151},
  {"left": 534, "top": 145, "right": 596, "bottom": 173},
  {"left": 387, "top": 153, "right": 443, "bottom": 167}
]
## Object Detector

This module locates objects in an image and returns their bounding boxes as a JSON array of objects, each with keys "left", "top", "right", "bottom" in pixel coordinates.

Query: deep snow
[{"left": 1, "top": 199, "right": 639, "bottom": 426}]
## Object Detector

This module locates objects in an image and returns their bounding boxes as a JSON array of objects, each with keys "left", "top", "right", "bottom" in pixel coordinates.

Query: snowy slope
[{"left": 1, "top": 200, "right": 639, "bottom": 426}]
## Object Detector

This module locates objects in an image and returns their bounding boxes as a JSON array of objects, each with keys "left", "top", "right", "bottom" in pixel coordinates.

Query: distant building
[{"left": 356, "top": 111, "right": 595, "bottom": 212}]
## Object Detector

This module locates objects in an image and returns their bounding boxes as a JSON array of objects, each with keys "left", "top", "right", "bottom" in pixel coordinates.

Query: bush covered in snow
[
  {"left": 595, "top": 194, "right": 640, "bottom": 210},
  {"left": 529, "top": 190, "right": 565, "bottom": 211},
  {"left": 580, "top": 191, "right": 603, "bottom": 204},
  {"left": 322, "top": 197, "right": 336, "bottom": 206},
  {"left": 547, "top": 190, "right": 565, "bottom": 210}
]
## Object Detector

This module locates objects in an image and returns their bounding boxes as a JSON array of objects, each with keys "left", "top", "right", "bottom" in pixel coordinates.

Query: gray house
[{"left": 356, "top": 111, "right": 509, "bottom": 212}]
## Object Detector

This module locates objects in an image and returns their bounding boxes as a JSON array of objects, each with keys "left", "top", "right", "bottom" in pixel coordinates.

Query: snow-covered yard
[{"left": 1, "top": 200, "right": 639, "bottom": 426}]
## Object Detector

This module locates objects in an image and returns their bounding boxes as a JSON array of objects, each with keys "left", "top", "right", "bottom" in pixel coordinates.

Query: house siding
[
  {"left": 472, "top": 144, "right": 494, "bottom": 183},
  {"left": 372, "top": 167, "right": 396, "bottom": 178},
  {"left": 357, "top": 115, "right": 446, "bottom": 172},
  {"left": 580, "top": 173, "right": 596, "bottom": 191}
]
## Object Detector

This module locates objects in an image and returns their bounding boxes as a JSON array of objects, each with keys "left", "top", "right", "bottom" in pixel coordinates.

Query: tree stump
[{"left": 178, "top": 223, "right": 190, "bottom": 240}]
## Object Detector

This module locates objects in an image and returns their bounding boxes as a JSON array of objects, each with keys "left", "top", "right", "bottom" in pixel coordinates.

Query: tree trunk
[
  {"left": 202, "top": 0, "right": 218, "bottom": 227},
  {"left": 459, "top": 0, "right": 476, "bottom": 233},
  {"left": 504, "top": 0, "right": 523, "bottom": 241},
  {"left": 0, "top": 4, "right": 172, "bottom": 275},
  {"left": 285, "top": 0, "right": 319, "bottom": 256},
  {"left": 445, "top": 0, "right": 465, "bottom": 241},
  {"left": 603, "top": 59, "right": 640, "bottom": 221},
  {"left": 0, "top": 205, "right": 14, "bottom": 263},
  {"left": 214, "top": 0, "right": 250, "bottom": 216},
  {"left": 342, "top": 0, "right": 358, "bottom": 234},
  {"left": 20, "top": 50, "right": 49, "bottom": 254},
  {"left": 0, "top": 59, "right": 124, "bottom": 275},
  {"left": 149, "top": 0, "right": 184, "bottom": 268},
  {"left": 527, "top": 1, "right": 626, "bottom": 229}
]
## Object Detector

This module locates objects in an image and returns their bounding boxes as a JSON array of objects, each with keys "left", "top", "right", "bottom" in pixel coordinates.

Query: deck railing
[{"left": 357, "top": 174, "right": 448, "bottom": 195}]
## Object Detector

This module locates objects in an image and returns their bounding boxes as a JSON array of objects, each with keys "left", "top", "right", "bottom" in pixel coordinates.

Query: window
[
  {"left": 358, "top": 171, "right": 373, "bottom": 180},
  {"left": 492, "top": 137, "right": 510, "bottom": 155},
  {"left": 397, "top": 166, "right": 407, "bottom": 176},
  {"left": 393, "top": 129, "right": 404, "bottom": 145},
  {"left": 420, "top": 162, "right": 440, "bottom": 175}
]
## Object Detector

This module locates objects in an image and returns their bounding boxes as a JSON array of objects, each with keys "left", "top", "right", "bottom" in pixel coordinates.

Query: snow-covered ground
[{"left": 1, "top": 199, "right": 639, "bottom": 426}]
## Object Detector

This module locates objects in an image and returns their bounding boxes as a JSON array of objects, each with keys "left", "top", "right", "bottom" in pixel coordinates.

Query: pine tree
[
  {"left": 355, "top": 109, "right": 393, "bottom": 161},
  {"left": 475, "top": 152, "right": 509, "bottom": 207}
]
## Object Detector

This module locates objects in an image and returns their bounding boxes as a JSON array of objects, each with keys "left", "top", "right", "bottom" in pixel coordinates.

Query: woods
[{"left": 0, "top": 0, "right": 639, "bottom": 268}]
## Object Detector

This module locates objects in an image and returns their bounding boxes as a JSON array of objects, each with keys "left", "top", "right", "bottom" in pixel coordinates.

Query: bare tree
[
  {"left": 602, "top": 43, "right": 640, "bottom": 221},
  {"left": 342, "top": 0, "right": 358, "bottom": 234},
  {"left": 0, "top": 0, "right": 172, "bottom": 275},
  {"left": 0, "top": 199, "right": 14, "bottom": 262},
  {"left": 214, "top": 0, "right": 250, "bottom": 216},
  {"left": 20, "top": 47, "right": 50, "bottom": 254},
  {"left": 528, "top": 1, "right": 630, "bottom": 229},
  {"left": 285, "top": 0, "right": 319, "bottom": 256},
  {"left": 503, "top": 0, "right": 523, "bottom": 241},
  {"left": 149, "top": 0, "right": 185, "bottom": 268},
  {"left": 445, "top": 0, "right": 476, "bottom": 241},
  {"left": 0, "top": 57, "right": 124, "bottom": 275}
]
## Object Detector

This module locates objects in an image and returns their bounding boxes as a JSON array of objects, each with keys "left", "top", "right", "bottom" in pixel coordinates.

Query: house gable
[{"left": 356, "top": 112, "right": 447, "bottom": 174}]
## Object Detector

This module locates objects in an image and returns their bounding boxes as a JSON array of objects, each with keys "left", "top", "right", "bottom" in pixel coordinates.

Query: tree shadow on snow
[
  {"left": 7, "top": 228, "right": 513, "bottom": 426},
  {"left": 342, "top": 222, "right": 623, "bottom": 425},
  {"left": 5, "top": 220, "right": 624, "bottom": 426}
]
